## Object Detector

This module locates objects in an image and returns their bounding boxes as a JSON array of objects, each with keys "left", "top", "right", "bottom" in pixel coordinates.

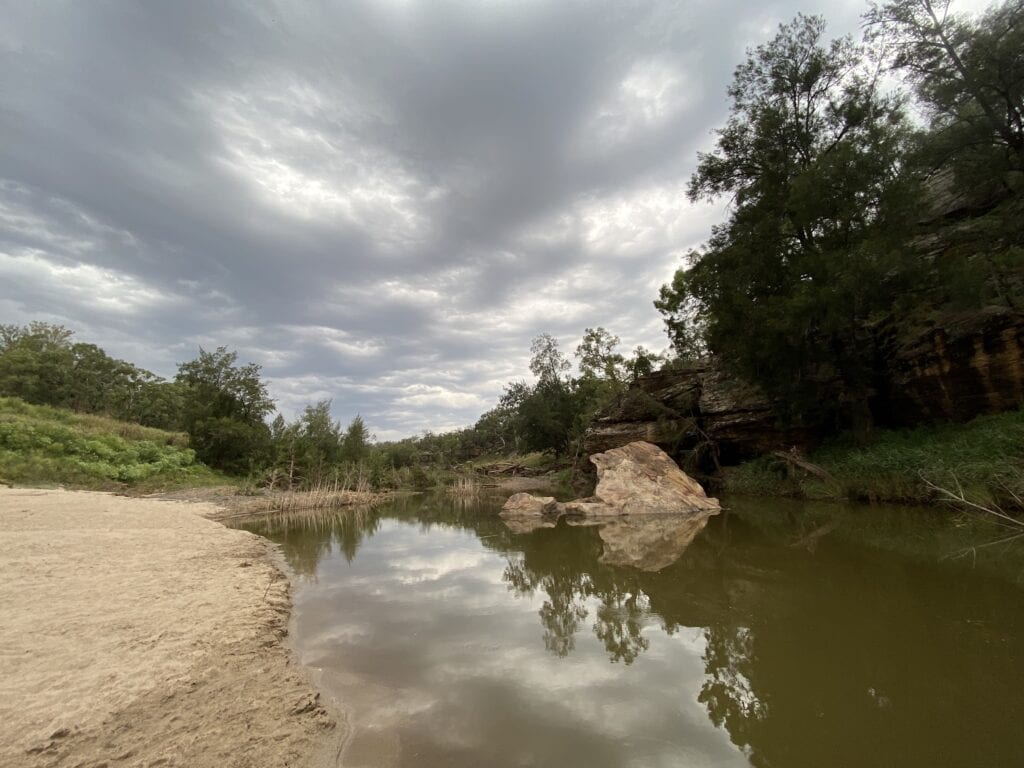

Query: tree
[
  {"left": 0, "top": 323, "right": 75, "bottom": 406},
  {"left": 575, "top": 327, "right": 626, "bottom": 383},
  {"left": 495, "top": 380, "right": 532, "bottom": 453},
  {"left": 175, "top": 347, "right": 275, "bottom": 473},
  {"left": 529, "top": 333, "right": 571, "bottom": 384},
  {"left": 658, "top": 14, "right": 917, "bottom": 428},
  {"left": 298, "top": 400, "right": 343, "bottom": 472},
  {"left": 126, "top": 377, "right": 185, "bottom": 430},
  {"left": 341, "top": 415, "right": 370, "bottom": 464},
  {"left": 625, "top": 346, "right": 665, "bottom": 381},
  {"left": 867, "top": 0, "right": 1024, "bottom": 186},
  {"left": 519, "top": 334, "right": 578, "bottom": 455},
  {"left": 654, "top": 255, "right": 709, "bottom": 361},
  {"left": 518, "top": 379, "right": 578, "bottom": 456}
]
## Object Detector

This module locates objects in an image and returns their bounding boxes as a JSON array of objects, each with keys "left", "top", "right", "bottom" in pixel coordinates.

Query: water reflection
[
  {"left": 501, "top": 527, "right": 652, "bottom": 663},
  {"left": 500, "top": 510, "right": 713, "bottom": 573},
  {"left": 238, "top": 494, "right": 1024, "bottom": 768},
  {"left": 237, "top": 505, "right": 380, "bottom": 576}
]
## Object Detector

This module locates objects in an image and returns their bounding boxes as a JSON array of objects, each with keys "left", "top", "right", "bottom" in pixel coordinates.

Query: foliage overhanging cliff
[{"left": 655, "top": 1, "right": 1023, "bottom": 434}]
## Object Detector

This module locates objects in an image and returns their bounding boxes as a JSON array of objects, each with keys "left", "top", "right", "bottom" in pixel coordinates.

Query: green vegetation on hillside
[
  {"left": 0, "top": 397, "right": 225, "bottom": 491},
  {"left": 724, "top": 408, "right": 1024, "bottom": 507}
]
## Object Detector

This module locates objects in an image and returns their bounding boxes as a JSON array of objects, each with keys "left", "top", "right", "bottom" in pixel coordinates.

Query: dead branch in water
[
  {"left": 920, "top": 473, "right": 1024, "bottom": 530},
  {"left": 789, "top": 519, "right": 841, "bottom": 553},
  {"left": 771, "top": 449, "right": 835, "bottom": 483},
  {"left": 922, "top": 472, "right": 1024, "bottom": 564}
]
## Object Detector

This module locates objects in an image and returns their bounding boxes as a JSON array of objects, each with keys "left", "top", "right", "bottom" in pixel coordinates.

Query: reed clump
[
  {"left": 447, "top": 474, "right": 481, "bottom": 497},
  {"left": 235, "top": 501, "right": 377, "bottom": 536},
  {"left": 262, "top": 467, "right": 382, "bottom": 514}
]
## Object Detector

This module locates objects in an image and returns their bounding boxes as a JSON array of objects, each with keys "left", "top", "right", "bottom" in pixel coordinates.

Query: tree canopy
[
  {"left": 175, "top": 347, "right": 276, "bottom": 473},
  {"left": 0, "top": 322, "right": 183, "bottom": 430},
  {"left": 867, "top": 0, "right": 1024, "bottom": 188},
  {"left": 658, "top": 14, "right": 917, "bottom": 428}
]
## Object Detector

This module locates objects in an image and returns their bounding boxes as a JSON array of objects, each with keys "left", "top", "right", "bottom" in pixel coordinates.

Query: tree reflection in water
[
  {"left": 501, "top": 524, "right": 656, "bottom": 664},
  {"left": 698, "top": 625, "right": 767, "bottom": 760},
  {"left": 237, "top": 505, "right": 381, "bottom": 576}
]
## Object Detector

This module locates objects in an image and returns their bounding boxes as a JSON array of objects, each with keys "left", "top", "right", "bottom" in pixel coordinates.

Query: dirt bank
[{"left": 0, "top": 488, "right": 345, "bottom": 768}]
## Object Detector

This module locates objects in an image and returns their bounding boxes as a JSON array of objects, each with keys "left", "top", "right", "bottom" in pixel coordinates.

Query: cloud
[{"left": 1, "top": 0, "right": 873, "bottom": 437}]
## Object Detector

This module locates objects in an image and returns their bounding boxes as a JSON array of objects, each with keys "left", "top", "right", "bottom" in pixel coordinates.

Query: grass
[
  {"left": 0, "top": 396, "right": 226, "bottom": 491},
  {"left": 723, "top": 408, "right": 1024, "bottom": 508}
]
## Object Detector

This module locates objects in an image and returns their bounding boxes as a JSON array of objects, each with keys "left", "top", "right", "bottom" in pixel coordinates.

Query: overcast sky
[{"left": 1, "top": 0, "right": 954, "bottom": 439}]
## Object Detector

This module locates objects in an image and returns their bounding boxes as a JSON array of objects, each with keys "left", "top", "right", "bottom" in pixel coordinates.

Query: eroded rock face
[
  {"left": 883, "top": 308, "right": 1024, "bottom": 424},
  {"left": 584, "top": 307, "right": 1024, "bottom": 468},
  {"left": 583, "top": 363, "right": 810, "bottom": 468}
]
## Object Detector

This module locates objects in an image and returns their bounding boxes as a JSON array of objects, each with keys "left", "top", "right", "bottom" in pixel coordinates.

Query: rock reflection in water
[
  {"left": 499, "top": 514, "right": 559, "bottom": 535},
  {"left": 569, "top": 512, "right": 713, "bottom": 571},
  {"left": 503, "top": 512, "right": 713, "bottom": 572}
]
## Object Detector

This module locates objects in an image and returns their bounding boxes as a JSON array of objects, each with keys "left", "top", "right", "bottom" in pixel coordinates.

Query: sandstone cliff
[
  {"left": 882, "top": 307, "right": 1023, "bottom": 425},
  {"left": 583, "top": 361, "right": 813, "bottom": 471},
  {"left": 585, "top": 307, "right": 1023, "bottom": 470}
]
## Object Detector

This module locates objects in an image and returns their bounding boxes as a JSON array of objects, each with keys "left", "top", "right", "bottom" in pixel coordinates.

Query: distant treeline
[
  {"left": 375, "top": 329, "right": 664, "bottom": 469},
  {"left": 0, "top": 321, "right": 657, "bottom": 485},
  {"left": 655, "top": 0, "right": 1023, "bottom": 433}
]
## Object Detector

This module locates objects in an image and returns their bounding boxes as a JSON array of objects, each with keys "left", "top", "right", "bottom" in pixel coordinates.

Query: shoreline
[{"left": 0, "top": 487, "right": 346, "bottom": 768}]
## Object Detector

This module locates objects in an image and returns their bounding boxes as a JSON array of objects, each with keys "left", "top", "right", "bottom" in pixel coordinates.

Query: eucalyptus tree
[{"left": 658, "top": 14, "right": 917, "bottom": 428}]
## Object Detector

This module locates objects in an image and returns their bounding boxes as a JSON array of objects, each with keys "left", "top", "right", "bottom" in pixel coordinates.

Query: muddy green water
[{"left": 239, "top": 494, "right": 1024, "bottom": 768}]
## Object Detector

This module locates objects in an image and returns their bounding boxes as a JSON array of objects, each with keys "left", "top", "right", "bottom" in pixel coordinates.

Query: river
[{"left": 237, "top": 493, "right": 1023, "bottom": 768}]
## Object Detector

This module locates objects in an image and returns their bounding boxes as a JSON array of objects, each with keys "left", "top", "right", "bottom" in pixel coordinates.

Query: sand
[{"left": 0, "top": 487, "right": 345, "bottom": 768}]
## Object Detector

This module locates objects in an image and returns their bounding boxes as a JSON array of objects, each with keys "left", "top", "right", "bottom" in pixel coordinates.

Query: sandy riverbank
[{"left": 0, "top": 487, "right": 345, "bottom": 768}]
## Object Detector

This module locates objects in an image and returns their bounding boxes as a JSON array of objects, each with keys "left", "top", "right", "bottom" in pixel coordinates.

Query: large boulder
[
  {"left": 584, "top": 441, "right": 720, "bottom": 515},
  {"left": 501, "top": 492, "right": 559, "bottom": 516},
  {"left": 500, "top": 443, "right": 719, "bottom": 570},
  {"left": 500, "top": 441, "right": 720, "bottom": 520},
  {"left": 499, "top": 492, "right": 561, "bottom": 533}
]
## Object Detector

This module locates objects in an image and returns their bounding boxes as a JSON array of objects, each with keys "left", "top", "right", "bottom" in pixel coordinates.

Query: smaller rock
[{"left": 501, "top": 493, "right": 559, "bottom": 516}]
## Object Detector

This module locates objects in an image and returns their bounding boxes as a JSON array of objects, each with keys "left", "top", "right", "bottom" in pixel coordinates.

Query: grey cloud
[{"left": 1, "top": 0, "right": 869, "bottom": 436}]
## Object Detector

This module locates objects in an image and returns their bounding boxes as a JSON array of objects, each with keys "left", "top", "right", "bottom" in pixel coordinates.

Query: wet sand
[{"left": 0, "top": 487, "right": 345, "bottom": 768}]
